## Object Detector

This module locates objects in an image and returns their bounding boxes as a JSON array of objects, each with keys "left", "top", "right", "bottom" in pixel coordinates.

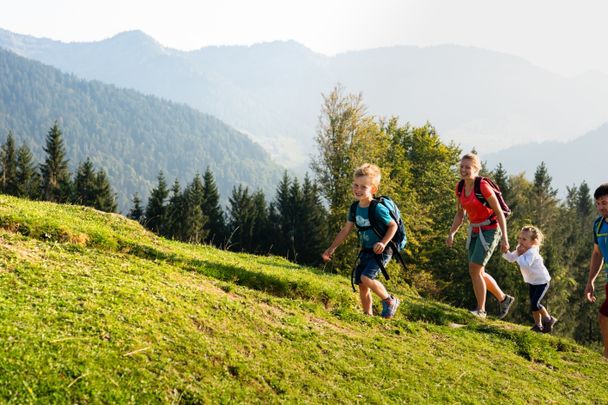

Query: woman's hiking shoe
[
  {"left": 530, "top": 324, "right": 543, "bottom": 333},
  {"left": 498, "top": 295, "right": 515, "bottom": 319},
  {"left": 470, "top": 309, "right": 487, "bottom": 319},
  {"left": 382, "top": 295, "right": 400, "bottom": 319},
  {"left": 542, "top": 316, "right": 558, "bottom": 333}
]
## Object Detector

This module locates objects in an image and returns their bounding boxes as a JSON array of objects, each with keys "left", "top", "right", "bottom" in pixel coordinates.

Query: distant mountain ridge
[
  {"left": 0, "top": 46, "right": 284, "bottom": 210},
  {"left": 2, "top": 28, "right": 608, "bottom": 173},
  {"left": 484, "top": 123, "right": 608, "bottom": 194}
]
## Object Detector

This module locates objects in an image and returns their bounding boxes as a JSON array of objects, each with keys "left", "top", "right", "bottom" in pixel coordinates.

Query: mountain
[
  {"left": 2, "top": 28, "right": 608, "bottom": 172},
  {"left": 1, "top": 194, "right": 607, "bottom": 401},
  {"left": 0, "top": 46, "right": 284, "bottom": 210},
  {"left": 484, "top": 123, "right": 608, "bottom": 194}
]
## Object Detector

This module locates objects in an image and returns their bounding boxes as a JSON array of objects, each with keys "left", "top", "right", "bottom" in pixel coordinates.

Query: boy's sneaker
[
  {"left": 470, "top": 309, "right": 487, "bottom": 319},
  {"left": 542, "top": 316, "right": 558, "bottom": 333},
  {"left": 530, "top": 324, "right": 543, "bottom": 333},
  {"left": 498, "top": 295, "right": 515, "bottom": 319},
  {"left": 382, "top": 295, "right": 400, "bottom": 319}
]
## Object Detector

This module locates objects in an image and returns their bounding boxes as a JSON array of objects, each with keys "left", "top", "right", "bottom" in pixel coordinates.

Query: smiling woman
[{"left": 446, "top": 153, "right": 514, "bottom": 320}]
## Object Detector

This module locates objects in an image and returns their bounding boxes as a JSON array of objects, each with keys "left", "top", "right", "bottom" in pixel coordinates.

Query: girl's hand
[
  {"left": 516, "top": 244, "right": 527, "bottom": 256},
  {"left": 373, "top": 242, "right": 386, "bottom": 254},
  {"left": 446, "top": 234, "right": 454, "bottom": 248}
]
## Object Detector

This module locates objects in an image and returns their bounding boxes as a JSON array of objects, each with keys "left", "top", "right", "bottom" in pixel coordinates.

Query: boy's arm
[
  {"left": 322, "top": 221, "right": 354, "bottom": 262},
  {"left": 585, "top": 244, "right": 605, "bottom": 303},
  {"left": 373, "top": 220, "right": 397, "bottom": 254}
]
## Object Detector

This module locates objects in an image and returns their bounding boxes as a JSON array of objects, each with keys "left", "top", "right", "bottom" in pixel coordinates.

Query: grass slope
[{"left": 0, "top": 194, "right": 606, "bottom": 404}]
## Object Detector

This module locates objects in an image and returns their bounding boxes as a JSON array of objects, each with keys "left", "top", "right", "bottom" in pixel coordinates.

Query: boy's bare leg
[
  {"left": 359, "top": 284, "right": 373, "bottom": 315},
  {"left": 360, "top": 276, "right": 390, "bottom": 301}
]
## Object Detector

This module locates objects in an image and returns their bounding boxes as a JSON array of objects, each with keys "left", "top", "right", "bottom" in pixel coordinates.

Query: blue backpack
[{"left": 349, "top": 196, "right": 407, "bottom": 290}]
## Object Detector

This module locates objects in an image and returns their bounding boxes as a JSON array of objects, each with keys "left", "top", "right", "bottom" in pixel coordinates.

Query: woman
[{"left": 446, "top": 153, "right": 514, "bottom": 319}]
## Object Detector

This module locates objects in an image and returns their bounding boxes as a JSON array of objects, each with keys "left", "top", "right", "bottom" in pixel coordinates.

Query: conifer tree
[
  {"left": 227, "top": 185, "right": 254, "bottom": 251},
  {"left": 202, "top": 168, "right": 225, "bottom": 246},
  {"left": 15, "top": 144, "right": 41, "bottom": 199},
  {"left": 145, "top": 171, "right": 169, "bottom": 234},
  {"left": 250, "top": 190, "right": 270, "bottom": 253},
  {"left": 1, "top": 131, "right": 18, "bottom": 195},
  {"left": 40, "top": 122, "right": 72, "bottom": 203},
  {"left": 93, "top": 169, "right": 117, "bottom": 212},
  {"left": 74, "top": 159, "right": 97, "bottom": 206},
  {"left": 183, "top": 174, "right": 208, "bottom": 244},
  {"left": 294, "top": 174, "right": 328, "bottom": 265},
  {"left": 164, "top": 179, "right": 184, "bottom": 239},
  {"left": 271, "top": 171, "right": 293, "bottom": 257},
  {"left": 128, "top": 193, "right": 144, "bottom": 223}
]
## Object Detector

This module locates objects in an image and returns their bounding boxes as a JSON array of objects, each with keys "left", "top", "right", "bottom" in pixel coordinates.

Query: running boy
[
  {"left": 322, "top": 163, "right": 400, "bottom": 318},
  {"left": 503, "top": 226, "right": 557, "bottom": 333}
]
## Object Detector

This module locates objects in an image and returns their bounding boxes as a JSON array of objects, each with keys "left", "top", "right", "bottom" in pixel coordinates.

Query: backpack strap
[{"left": 595, "top": 215, "right": 607, "bottom": 239}]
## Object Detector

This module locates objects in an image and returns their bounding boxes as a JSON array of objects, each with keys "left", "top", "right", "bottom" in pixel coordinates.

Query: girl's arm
[
  {"left": 446, "top": 200, "right": 465, "bottom": 248},
  {"left": 516, "top": 248, "right": 538, "bottom": 269},
  {"left": 322, "top": 221, "right": 354, "bottom": 262},
  {"left": 485, "top": 192, "right": 510, "bottom": 253},
  {"left": 502, "top": 250, "right": 519, "bottom": 262}
]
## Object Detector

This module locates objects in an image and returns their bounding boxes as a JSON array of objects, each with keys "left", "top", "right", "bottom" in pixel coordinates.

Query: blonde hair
[
  {"left": 521, "top": 225, "right": 544, "bottom": 245},
  {"left": 353, "top": 163, "right": 381, "bottom": 187},
  {"left": 461, "top": 153, "right": 481, "bottom": 171}
]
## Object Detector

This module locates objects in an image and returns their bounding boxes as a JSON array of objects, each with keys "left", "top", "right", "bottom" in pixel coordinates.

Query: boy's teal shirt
[
  {"left": 594, "top": 216, "right": 608, "bottom": 282},
  {"left": 348, "top": 202, "right": 392, "bottom": 249}
]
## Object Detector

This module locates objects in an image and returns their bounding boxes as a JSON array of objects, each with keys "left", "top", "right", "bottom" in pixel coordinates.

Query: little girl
[{"left": 502, "top": 226, "right": 557, "bottom": 333}]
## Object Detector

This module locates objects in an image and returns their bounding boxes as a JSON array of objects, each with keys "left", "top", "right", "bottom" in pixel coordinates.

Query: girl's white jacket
[{"left": 502, "top": 247, "right": 551, "bottom": 285}]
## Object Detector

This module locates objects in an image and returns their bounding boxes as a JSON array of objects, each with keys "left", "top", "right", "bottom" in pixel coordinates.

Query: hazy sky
[{"left": 1, "top": 0, "right": 607, "bottom": 77}]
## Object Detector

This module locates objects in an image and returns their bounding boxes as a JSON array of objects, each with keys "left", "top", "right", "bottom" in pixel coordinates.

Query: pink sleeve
[{"left": 479, "top": 179, "right": 495, "bottom": 199}]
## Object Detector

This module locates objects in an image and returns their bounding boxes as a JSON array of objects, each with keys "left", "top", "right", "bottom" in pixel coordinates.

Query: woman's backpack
[{"left": 457, "top": 176, "right": 511, "bottom": 219}]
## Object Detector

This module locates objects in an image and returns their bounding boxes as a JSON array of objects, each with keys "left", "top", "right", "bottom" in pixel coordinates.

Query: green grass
[{"left": 0, "top": 194, "right": 606, "bottom": 403}]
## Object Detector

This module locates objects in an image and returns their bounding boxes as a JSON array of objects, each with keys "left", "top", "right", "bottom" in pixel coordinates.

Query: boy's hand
[
  {"left": 373, "top": 242, "right": 386, "bottom": 254},
  {"left": 321, "top": 249, "right": 333, "bottom": 262}
]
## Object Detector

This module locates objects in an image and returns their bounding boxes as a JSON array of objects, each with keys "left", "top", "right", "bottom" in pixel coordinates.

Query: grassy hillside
[{"left": 0, "top": 194, "right": 606, "bottom": 403}]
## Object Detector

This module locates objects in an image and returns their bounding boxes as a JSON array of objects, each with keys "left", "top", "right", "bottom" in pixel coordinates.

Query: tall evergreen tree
[
  {"left": 144, "top": 171, "right": 169, "bottom": 234},
  {"left": 74, "top": 159, "right": 97, "bottom": 206},
  {"left": 183, "top": 174, "right": 208, "bottom": 244},
  {"left": 271, "top": 171, "right": 293, "bottom": 257},
  {"left": 202, "top": 168, "right": 225, "bottom": 246},
  {"left": 93, "top": 169, "right": 117, "bottom": 212},
  {"left": 40, "top": 122, "right": 72, "bottom": 203},
  {"left": 294, "top": 174, "right": 328, "bottom": 265},
  {"left": 164, "top": 179, "right": 184, "bottom": 239},
  {"left": 227, "top": 185, "right": 254, "bottom": 252},
  {"left": 1, "top": 131, "right": 18, "bottom": 195},
  {"left": 15, "top": 144, "right": 41, "bottom": 199},
  {"left": 128, "top": 193, "right": 144, "bottom": 223}
]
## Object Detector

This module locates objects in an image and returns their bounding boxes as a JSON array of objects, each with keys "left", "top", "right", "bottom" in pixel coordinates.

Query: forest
[{"left": 2, "top": 85, "right": 603, "bottom": 347}]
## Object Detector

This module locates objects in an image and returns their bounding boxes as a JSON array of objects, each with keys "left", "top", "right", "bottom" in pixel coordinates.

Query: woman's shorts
[{"left": 468, "top": 227, "right": 501, "bottom": 266}]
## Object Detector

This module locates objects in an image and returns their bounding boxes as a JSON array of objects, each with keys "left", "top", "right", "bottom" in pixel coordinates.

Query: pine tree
[
  {"left": 294, "top": 174, "right": 328, "bottom": 265},
  {"left": 40, "top": 122, "right": 72, "bottom": 203},
  {"left": 227, "top": 185, "right": 253, "bottom": 252},
  {"left": 164, "top": 179, "right": 184, "bottom": 239},
  {"left": 144, "top": 171, "right": 169, "bottom": 234},
  {"left": 74, "top": 159, "right": 97, "bottom": 206},
  {"left": 183, "top": 174, "right": 208, "bottom": 244},
  {"left": 15, "top": 144, "right": 41, "bottom": 199},
  {"left": 93, "top": 169, "right": 117, "bottom": 212},
  {"left": 128, "top": 193, "right": 144, "bottom": 223},
  {"left": 202, "top": 168, "right": 225, "bottom": 246},
  {"left": 271, "top": 171, "right": 293, "bottom": 257},
  {"left": 1, "top": 131, "right": 18, "bottom": 195}
]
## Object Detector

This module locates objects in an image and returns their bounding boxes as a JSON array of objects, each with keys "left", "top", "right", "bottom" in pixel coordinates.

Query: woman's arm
[
  {"left": 446, "top": 200, "right": 465, "bottom": 248},
  {"left": 486, "top": 192, "right": 510, "bottom": 253}
]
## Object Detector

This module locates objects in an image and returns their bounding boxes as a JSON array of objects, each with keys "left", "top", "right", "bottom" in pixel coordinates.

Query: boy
[
  {"left": 322, "top": 163, "right": 400, "bottom": 318},
  {"left": 584, "top": 183, "right": 608, "bottom": 359}
]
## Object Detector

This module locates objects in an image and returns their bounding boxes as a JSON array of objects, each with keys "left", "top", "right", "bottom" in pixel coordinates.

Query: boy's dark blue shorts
[{"left": 354, "top": 250, "right": 392, "bottom": 285}]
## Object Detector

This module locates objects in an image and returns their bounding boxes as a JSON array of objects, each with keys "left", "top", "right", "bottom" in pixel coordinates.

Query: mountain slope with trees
[{"left": 0, "top": 46, "right": 284, "bottom": 210}]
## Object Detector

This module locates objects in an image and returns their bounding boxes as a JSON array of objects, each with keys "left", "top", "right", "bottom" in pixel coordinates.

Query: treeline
[
  {"left": 1, "top": 123, "right": 116, "bottom": 212},
  {"left": 129, "top": 171, "right": 328, "bottom": 266}
]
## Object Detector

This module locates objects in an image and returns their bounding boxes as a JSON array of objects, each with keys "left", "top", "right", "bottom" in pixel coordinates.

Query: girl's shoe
[
  {"left": 530, "top": 324, "right": 543, "bottom": 333},
  {"left": 542, "top": 316, "right": 557, "bottom": 333}
]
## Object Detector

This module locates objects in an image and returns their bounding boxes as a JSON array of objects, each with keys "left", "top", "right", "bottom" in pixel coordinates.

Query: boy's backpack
[
  {"left": 457, "top": 176, "right": 511, "bottom": 220},
  {"left": 349, "top": 196, "right": 407, "bottom": 290}
]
